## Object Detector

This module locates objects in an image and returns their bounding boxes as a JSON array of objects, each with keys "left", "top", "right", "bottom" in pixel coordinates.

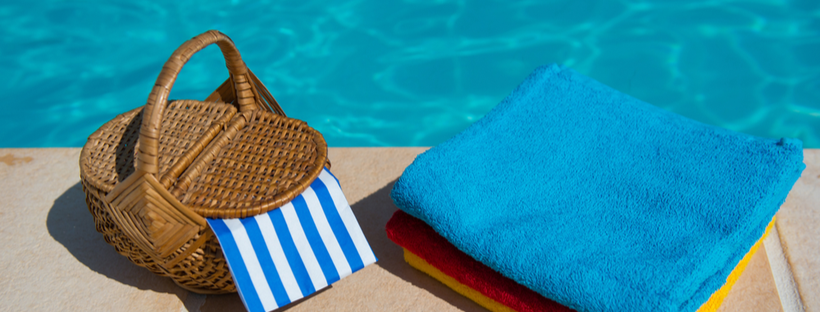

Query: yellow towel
[
  {"left": 404, "top": 249, "right": 515, "bottom": 312},
  {"left": 404, "top": 217, "right": 775, "bottom": 312}
]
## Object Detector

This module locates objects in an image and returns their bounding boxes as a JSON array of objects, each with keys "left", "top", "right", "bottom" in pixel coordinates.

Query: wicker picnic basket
[{"left": 79, "top": 30, "right": 328, "bottom": 294}]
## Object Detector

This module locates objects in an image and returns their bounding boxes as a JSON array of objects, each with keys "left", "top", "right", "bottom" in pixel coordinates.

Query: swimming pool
[{"left": 2, "top": 0, "right": 818, "bottom": 148}]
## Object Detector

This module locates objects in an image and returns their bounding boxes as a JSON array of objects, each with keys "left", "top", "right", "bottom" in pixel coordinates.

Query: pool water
[{"left": 2, "top": 0, "right": 819, "bottom": 148}]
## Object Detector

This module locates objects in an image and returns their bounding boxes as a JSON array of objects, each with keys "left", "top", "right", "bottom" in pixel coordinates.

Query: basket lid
[{"left": 176, "top": 108, "right": 329, "bottom": 219}]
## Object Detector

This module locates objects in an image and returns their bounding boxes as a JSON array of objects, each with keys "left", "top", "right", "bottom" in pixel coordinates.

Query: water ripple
[{"left": 0, "top": 0, "right": 817, "bottom": 147}]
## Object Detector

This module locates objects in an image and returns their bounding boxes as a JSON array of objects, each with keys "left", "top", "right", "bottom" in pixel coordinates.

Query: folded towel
[
  {"left": 208, "top": 169, "right": 377, "bottom": 312},
  {"left": 403, "top": 248, "right": 516, "bottom": 312},
  {"left": 387, "top": 210, "right": 572, "bottom": 312},
  {"left": 698, "top": 218, "right": 772, "bottom": 311},
  {"left": 386, "top": 210, "right": 773, "bottom": 312},
  {"left": 390, "top": 64, "right": 805, "bottom": 311}
]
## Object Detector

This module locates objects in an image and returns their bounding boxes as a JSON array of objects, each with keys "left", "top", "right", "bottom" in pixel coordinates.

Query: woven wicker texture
[
  {"left": 80, "top": 101, "right": 237, "bottom": 193},
  {"left": 178, "top": 109, "right": 327, "bottom": 218},
  {"left": 79, "top": 30, "right": 327, "bottom": 294}
]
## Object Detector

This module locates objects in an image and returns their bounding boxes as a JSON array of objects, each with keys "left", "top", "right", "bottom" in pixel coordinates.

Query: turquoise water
[{"left": 2, "top": 0, "right": 819, "bottom": 148}]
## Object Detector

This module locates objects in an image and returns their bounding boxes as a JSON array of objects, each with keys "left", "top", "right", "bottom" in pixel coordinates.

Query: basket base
[{"left": 172, "top": 278, "right": 236, "bottom": 295}]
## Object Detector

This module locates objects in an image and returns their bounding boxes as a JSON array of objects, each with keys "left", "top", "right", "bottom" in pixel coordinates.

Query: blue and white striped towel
[{"left": 207, "top": 169, "right": 377, "bottom": 312}]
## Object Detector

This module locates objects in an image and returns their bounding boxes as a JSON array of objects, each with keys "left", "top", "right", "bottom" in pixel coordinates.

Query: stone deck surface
[{"left": 0, "top": 147, "right": 816, "bottom": 311}]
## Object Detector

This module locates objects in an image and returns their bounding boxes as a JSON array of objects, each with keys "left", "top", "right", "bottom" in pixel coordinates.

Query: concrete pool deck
[{"left": 0, "top": 147, "right": 816, "bottom": 311}]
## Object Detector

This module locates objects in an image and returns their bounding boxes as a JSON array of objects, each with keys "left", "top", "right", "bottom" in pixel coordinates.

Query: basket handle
[{"left": 136, "top": 30, "right": 276, "bottom": 175}]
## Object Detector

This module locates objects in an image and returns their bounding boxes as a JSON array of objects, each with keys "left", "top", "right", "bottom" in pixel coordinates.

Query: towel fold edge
[
  {"left": 678, "top": 155, "right": 804, "bottom": 310},
  {"left": 388, "top": 210, "right": 775, "bottom": 312}
]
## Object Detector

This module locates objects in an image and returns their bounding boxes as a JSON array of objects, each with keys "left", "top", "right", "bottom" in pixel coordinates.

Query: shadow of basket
[
  {"left": 47, "top": 179, "right": 485, "bottom": 311},
  {"left": 45, "top": 182, "right": 204, "bottom": 311}
]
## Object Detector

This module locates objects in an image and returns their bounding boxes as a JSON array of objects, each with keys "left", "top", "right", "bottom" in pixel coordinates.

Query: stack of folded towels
[{"left": 386, "top": 64, "right": 805, "bottom": 312}]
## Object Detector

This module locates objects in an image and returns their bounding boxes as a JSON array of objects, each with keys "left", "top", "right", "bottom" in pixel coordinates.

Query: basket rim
[
  {"left": 79, "top": 106, "right": 144, "bottom": 194},
  {"left": 79, "top": 103, "right": 329, "bottom": 219}
]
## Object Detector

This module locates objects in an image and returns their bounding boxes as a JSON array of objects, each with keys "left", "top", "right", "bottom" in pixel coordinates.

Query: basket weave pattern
[
  {"left": 79, "top": 30, "right": 327, "bottom": 294},
  {"left": 181, "top": 109, "right": 323, "bottom": 218}
]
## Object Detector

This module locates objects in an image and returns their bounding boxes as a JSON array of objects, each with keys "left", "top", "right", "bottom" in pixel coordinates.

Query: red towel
[{"left": 386, "top": 210, "right": 574, "bottom": 312}]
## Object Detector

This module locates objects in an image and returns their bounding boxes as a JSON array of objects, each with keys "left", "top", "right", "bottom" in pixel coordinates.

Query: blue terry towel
[{"left": 390, "top": 64, "right": 805, "bottom": 312}]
